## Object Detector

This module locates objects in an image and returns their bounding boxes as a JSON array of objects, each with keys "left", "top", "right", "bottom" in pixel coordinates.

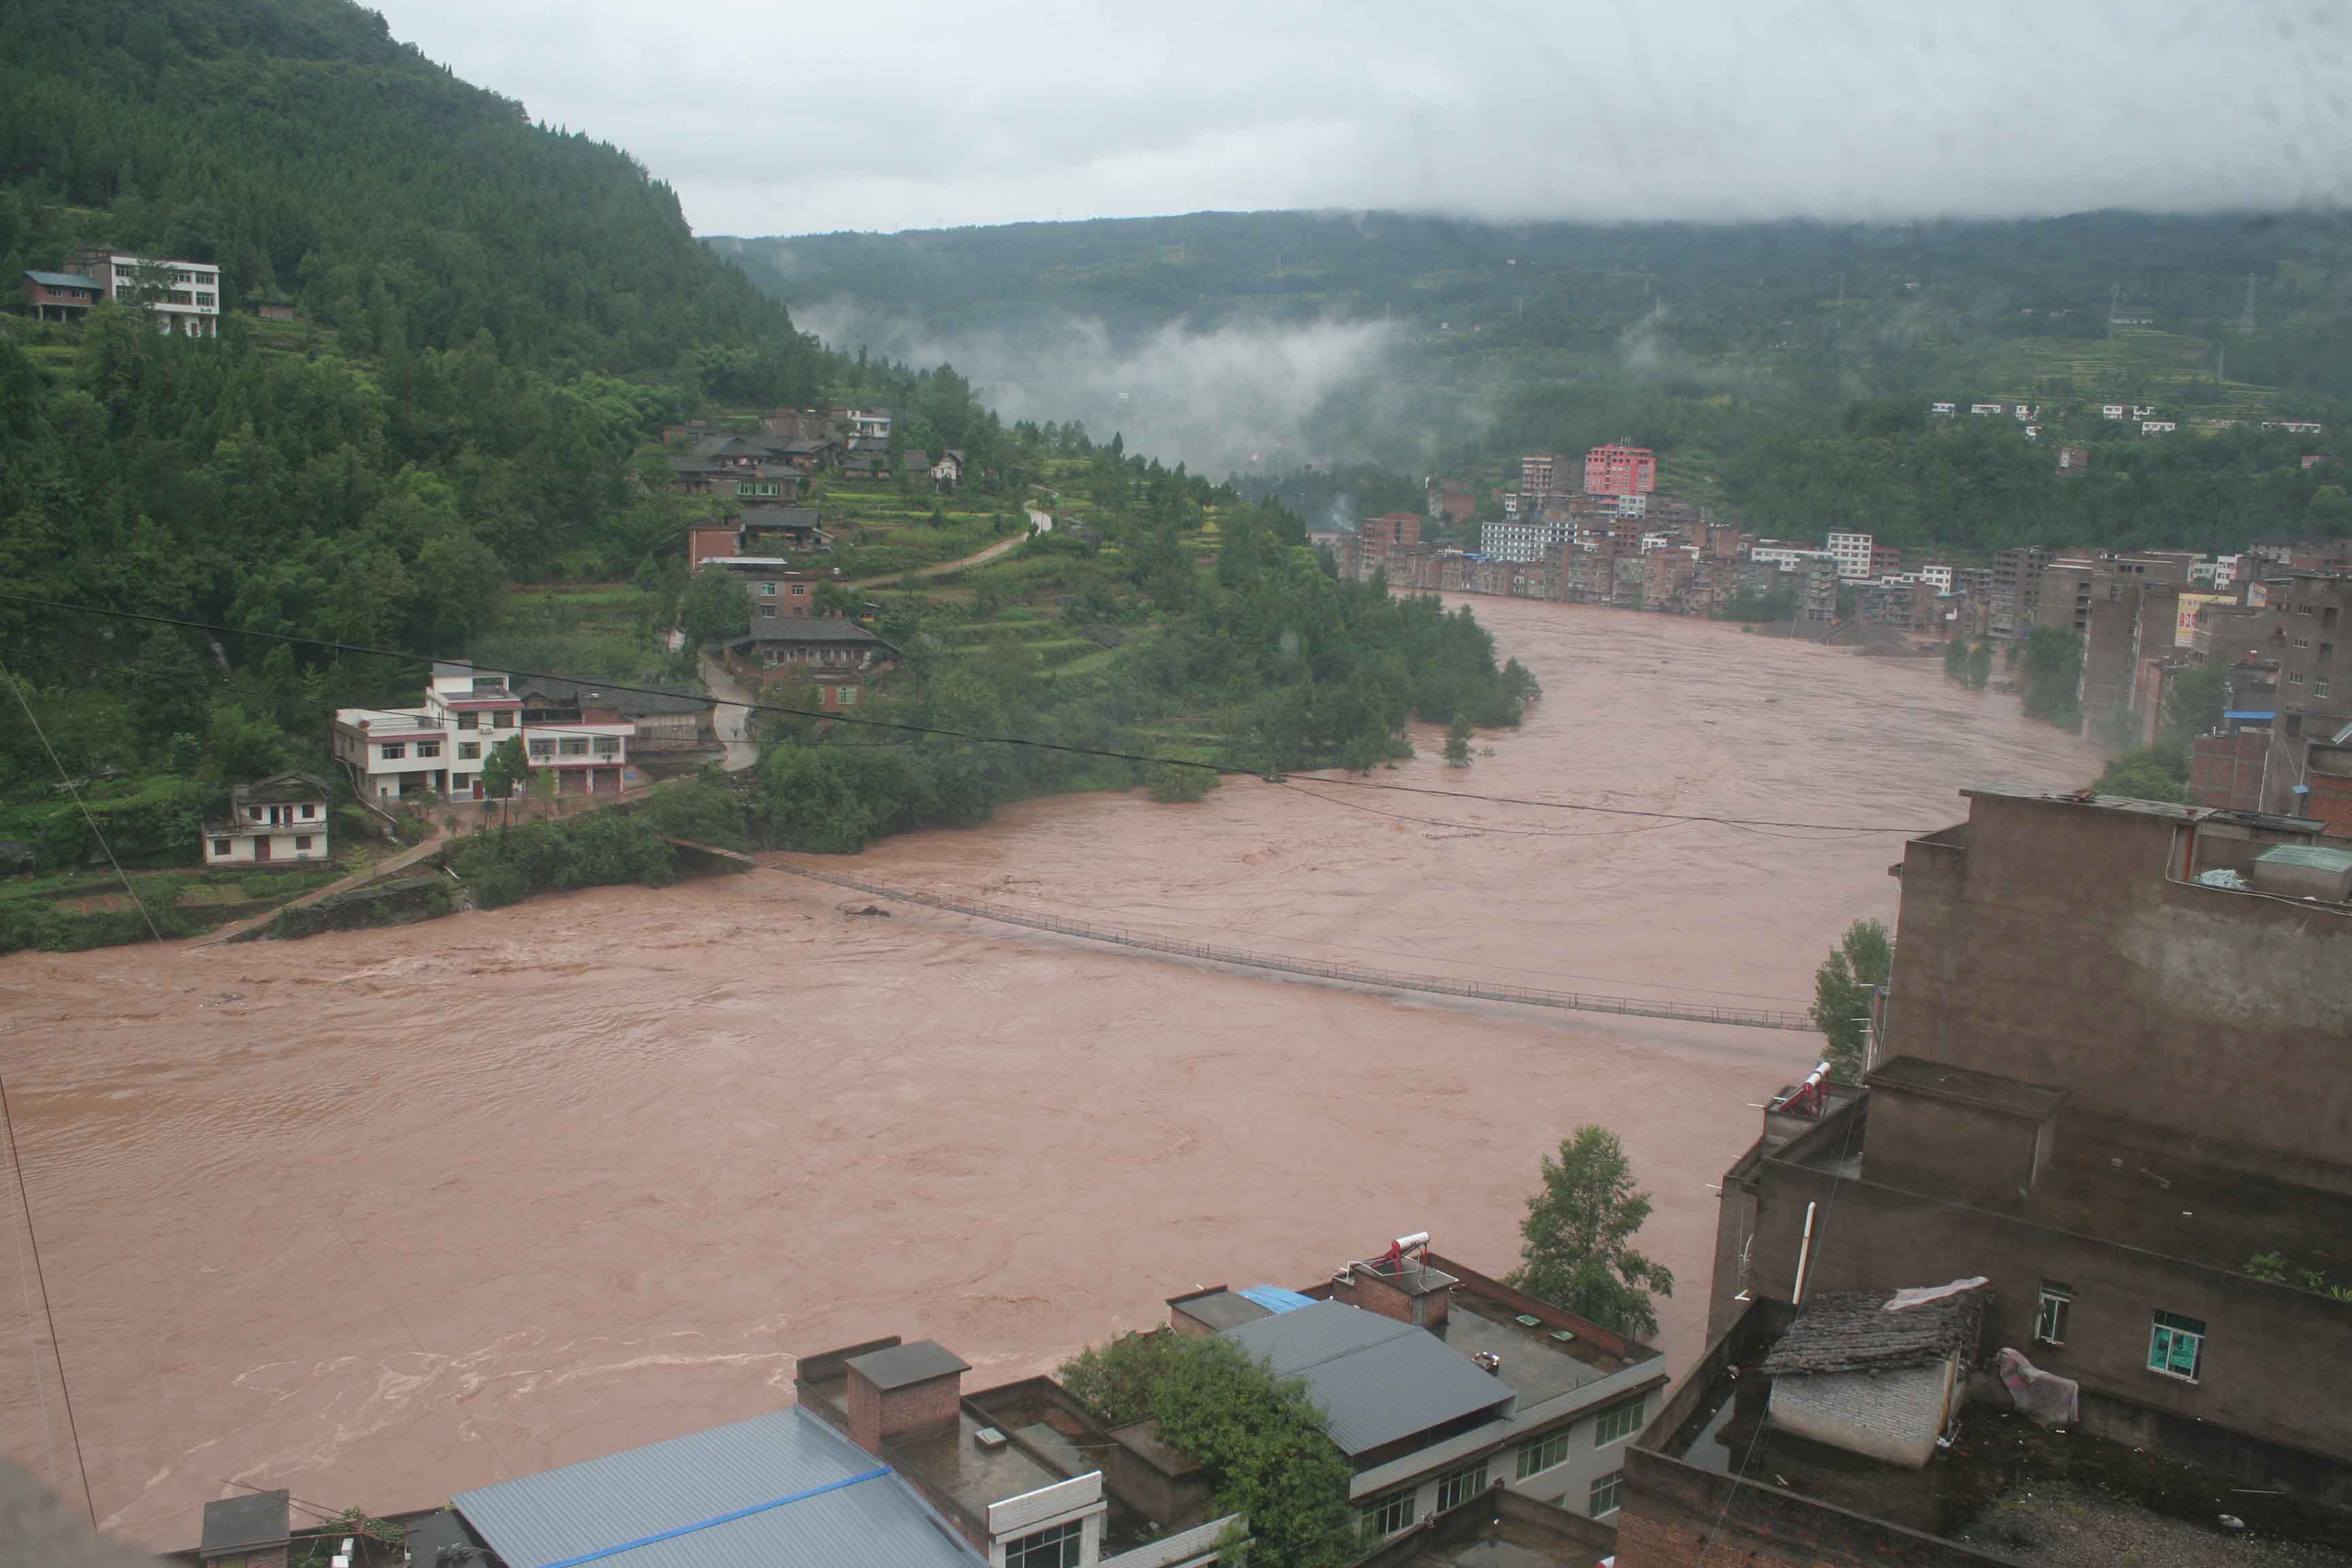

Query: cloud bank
[{"left": 376, "top": 0, "right": 2352, "bottom": 237}]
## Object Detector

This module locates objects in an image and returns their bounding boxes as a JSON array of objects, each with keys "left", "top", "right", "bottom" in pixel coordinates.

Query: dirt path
[
  {"left": 193, "top": 832, "right": 448, "bottom": 946},
  {"left": 851, "top": 530, "right": 1024, "bottom": 587},
  {"left": 697, "top": 653, "right": 760, "bottom": 772}
]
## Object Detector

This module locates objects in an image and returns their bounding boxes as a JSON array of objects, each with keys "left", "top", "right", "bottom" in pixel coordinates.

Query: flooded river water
[{"left": 0, "top": 598, "right": 2102, "bottom": 1546}]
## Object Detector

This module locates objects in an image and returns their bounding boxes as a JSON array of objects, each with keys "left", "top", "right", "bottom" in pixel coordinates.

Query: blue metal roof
[
  {"left": 2225, "top": 710, "right": 2276, "bottom": 721},
  {"left": 1237, "top": 1286, "right": 1316, "bottom": 1315},
  {"left": 451, "top": 1408, "right": 979, "bottom": 1568}
]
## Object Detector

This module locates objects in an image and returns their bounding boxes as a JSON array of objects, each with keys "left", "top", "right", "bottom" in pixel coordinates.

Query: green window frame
[
  {"left": 2148, "top": 1310, "right": 2204, "bottom": 1382},
  {"left": 1516, "top": 1426, "right": 1574, "bottom": 1479},
  {"left": 1593, "top": 1397, "right": 1646, "bottom": 1447},
  {"left": 1360, "top": 1489, "right": 1416, "bottom": 1541}
]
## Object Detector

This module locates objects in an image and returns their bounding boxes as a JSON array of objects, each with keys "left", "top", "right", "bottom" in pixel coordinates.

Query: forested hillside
[
  {"left": 720, "top": 210, "right": 2352, "bottom": 553},
  {"left": 0, "top": 0, "right": 864, "bottom": 801}
]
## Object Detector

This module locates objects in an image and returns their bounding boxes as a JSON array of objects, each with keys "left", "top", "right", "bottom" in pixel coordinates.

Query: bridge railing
[{"left": 757, "top": 857, "right": 1814, "bottom": 1034}]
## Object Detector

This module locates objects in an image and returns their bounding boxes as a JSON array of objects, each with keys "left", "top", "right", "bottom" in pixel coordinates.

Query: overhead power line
[{"left": 0, "top": 591, "right": 1936, "bottom": 836}]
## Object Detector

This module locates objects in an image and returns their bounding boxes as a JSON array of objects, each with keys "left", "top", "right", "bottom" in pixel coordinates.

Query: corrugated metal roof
[
  {"left": 24, "top": 270, "right": 102, "bottom": 290},
  {"left": 1237, "top": 1286, "right": 1316, "bottom": 1315},
  {"left": 451, "top": 1407, "right": 979, "bottom": 1568},
  {"left": 1221, "top": 1301, "right": 1512, "bottom": 1456}
]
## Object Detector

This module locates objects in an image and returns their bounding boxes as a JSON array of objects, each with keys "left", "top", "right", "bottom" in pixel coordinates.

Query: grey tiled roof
[
  {"left": 1759, "top": 1289, "right": 1986, "bottom": 1377},
  {"left": 451, "top": 1407, "right": 979, "bottom": 1568},
  {"left": 1222, "top": 1301, "right": 1513, "bottom": 1456},
  {"left": 849, "top": 1339, "right": 970, "bottom": 1391},
  {"left": 201, "top": 1490, "right": 290, "bottom": 1554}
]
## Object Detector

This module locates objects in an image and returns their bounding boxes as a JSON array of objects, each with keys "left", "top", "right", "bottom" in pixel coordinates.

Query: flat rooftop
[
  {"left": 1431, "top": 1296, "right": 1639, "bottom": 1405},
  {"left": 1792, "top": 1105, "right": 2352, "bottom": 1280}
]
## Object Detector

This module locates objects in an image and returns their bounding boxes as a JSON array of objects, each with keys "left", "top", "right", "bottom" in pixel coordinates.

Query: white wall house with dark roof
[{"left": 203, "top": 772, "right": 333, "bottom": 866}]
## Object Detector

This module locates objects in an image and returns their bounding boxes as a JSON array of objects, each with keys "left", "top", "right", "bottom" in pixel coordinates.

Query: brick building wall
[
  {"left": 1616, "top": 1448, "right": 2006, "bottom": 1568},
  {"left": 2191, "top": 730, "right": 2269, "bottom": 810},
  {"left": 847, "top": 1369, "right": 962, "bottom": 1453}
]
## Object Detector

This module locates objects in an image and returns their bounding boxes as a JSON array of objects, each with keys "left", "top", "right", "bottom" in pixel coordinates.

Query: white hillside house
[
  {"left": 333, "top": 664, "right": 634, "bottom": 804},
  {"left": 205, "top": 771, "right": 332, "bottom": 866}
]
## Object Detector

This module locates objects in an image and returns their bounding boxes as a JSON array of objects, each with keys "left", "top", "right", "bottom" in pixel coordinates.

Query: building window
[
  {"left": 1517, "top": 1427, "right": 1575, "bottom": 1479},
  {"left": 1435, "top": 1459, "right": 1489, "bottom": 1514},
  {"left": 494, "top": 712, "right": 515, "bottom": 729},
  {"left": 1002, "top": 1520, "right": 1082, "bottom": 1568},
  {"left": 760, "top": 583, "right": 777, "bottom": 596},
  {"left": 380, "top": 743, "right": 406, "bottom": 760},
  {"left": 1588, "top": 1471, "right": 1623, "bottom": 1518},
  {"left": 2035, "top": 1283, "right": 2072, "bottom": 1347},
  {"left": 458, "top": 742, "right": 481, "bottom": 760},
  {"left": 1360, "top": 1490, "right": 1416, "bottom": 1541},
  {"left": 2290, "top": 672, "right": 2306, "bottom": 685},
  {"left": 295, "top": 836, "right": 312, "bottom": 851},
  {"left": 457, "top": 711, "right": 478, "bottom": 730},
  {"left": 559, "top": 738, "right": 589, "bottom": 757},
  {"left": 593, "top": 736, "right": 619, "bottom": 756},
  {"left": 792, "top": 583, "right": 808, "bottom": 596},
  {"left": 838, "top": 685, "right": 858, "bottom": 706},
  {"left": 1593, "top": 1397, "right": 1646, "bottom": 1447},
  {"left": 416, "top": 742, "right": 442, "bottom": 759},
  {"left": 2148, "top": 1310, "right": 2204, "bottom": 1382},
  {"left": 2319, "top": 681, "right": 2334, "bottom": 700},
  {"left": 2294, "top": 637, "right": 2310, "bottom": 651},
  {"left": 212, "top": 838, "right": 232, "bottom": 857},
  {"left": 761, "top": 605, "right": 777, "bottom": 619},
  {"left": 528, "top": 739, "right": 554, "bottom": 760},
  {"left": 298, "top": 804, "right": 314, "bottom": 819}
]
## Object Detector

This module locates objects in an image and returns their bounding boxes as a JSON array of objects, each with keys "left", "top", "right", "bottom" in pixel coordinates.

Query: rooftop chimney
[{"left": 843, "top": 1339, "right": 969, "bottom": 1456}]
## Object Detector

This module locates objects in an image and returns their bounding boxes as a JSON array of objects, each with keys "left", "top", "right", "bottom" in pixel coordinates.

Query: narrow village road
[
  {"left": 193, "top": 830, "right": 449, "bottom": 945},
  {"left": 850, "top": 529, "right": 1025, "bottom": 587},
  {"left": 697, "top": 652, "right": 760, "bottom": 772}
]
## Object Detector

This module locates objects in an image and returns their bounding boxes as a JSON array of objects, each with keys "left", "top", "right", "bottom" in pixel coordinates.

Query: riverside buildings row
[{"left": 186, "top": 1236, "right": 1659, "bottom": 1568}]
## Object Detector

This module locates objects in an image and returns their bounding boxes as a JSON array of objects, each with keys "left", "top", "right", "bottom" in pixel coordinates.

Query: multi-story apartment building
[
  {"left": 333, "top": 663, "right": 633, "bottom": 802},
  {"left": 1361, "top": 511, "right": 1422, "bottom": 560},
  {"left": 1518, "top": 454, "right": 1561, "bottom": 504},
  {"left": 1480, "top": 517, "right": 1575, "bottom": 564},
  {"left": 1990, "top": 546, "right": 2051, "bottom": 638},
  {"left": 1823, "top": 530, "right": 1874, "bottom": 581},
  {"left": 1582, "top": 443, "right": 1656, "bottom": 497},
  {"left": 64, "top": 247, "right": 221, "bottom": 336}
]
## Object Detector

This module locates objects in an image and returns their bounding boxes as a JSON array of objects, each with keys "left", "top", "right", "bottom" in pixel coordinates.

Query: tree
[
  {"left": 2020, "top": 627, "right": 2085, "bottom": 730},
  {"left": 1965, "top": 639, "right": 1993, "bottom": 689},
  {"left": 1942, "top": 636, "right": 1967, "bottom": 683},
  {"left": 1060, "top": 1333, "right": 1356, "bottom": 1568},
  {"left": 126, "top": 634, "right": 213, "bottom": 746},
  {"left": 677, "top": 568, "right": 749, "bottom": 651},
  {"left": 1443, "top": 715, "right": 1473, "bottom": 766},
  {"left": 2161, "top": 664, "right": 2228, "bottom": 744},
  {"left": 1812, "top": 917, "right": 1892, "bottom": 1082},
  {"left": 1509, "top": 1126, "right": 1674, "bottom": 1341},
  {"left": 480, "top": 734, "right": 528, "bottom": 804},
  {"left": 2094, "top": 745, "right": 2191, "bottom": 804}
]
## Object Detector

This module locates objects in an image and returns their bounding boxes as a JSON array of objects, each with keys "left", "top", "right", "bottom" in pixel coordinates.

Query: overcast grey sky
[{"left": 378, "top": 0, "right": 2351, "bottom": 237}]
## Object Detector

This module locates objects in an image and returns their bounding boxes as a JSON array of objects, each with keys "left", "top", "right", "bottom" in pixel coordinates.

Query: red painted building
[
  {"left": 1583, "top": 443, "right": 1656, "bottom": 496},
  {"left": 1362, "top": 511, "right": 1422, "bottom": 559},
  {"left": 20, "top": 269, "right": 103, "bottom": 321}
]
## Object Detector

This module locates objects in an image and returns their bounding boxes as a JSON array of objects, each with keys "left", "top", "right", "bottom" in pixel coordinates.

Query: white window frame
[
  {"left": 2035, "top": 1283, "right": 2072, "bottom": 1348},
  {"left": 1588, "top": 1469, "right": 1623, "bottom": 1518},
  {"left": 2148, "top": 1310, "right": 2204, "bottom": 1383},
  {"left": 1360, "top": 1489, "right": 1416, "bottom": 1541},
  {"left": 1516, "top": 1426, "right": 1573, "bottom": 1479},
  {"left": 1435, "top": 1458, "right": 1489, "bottom": 1514}
]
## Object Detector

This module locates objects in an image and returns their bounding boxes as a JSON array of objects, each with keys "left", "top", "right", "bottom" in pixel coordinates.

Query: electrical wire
[
  {"left": 0, "top": 1069, "right": 97, "bottom": 1529},
  {"left": 0, "top": 591, "right": 1940, "bottom": 836},
  {"left": 1, "top": 655, "right": 163, "bottom": 943}
]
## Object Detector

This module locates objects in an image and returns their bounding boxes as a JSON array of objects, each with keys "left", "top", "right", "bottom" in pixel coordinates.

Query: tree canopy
[
  {"left": 1509, "top": 1125, "right": 1674, "bottom": 1341},
  {"left": 1812, "top": 917, "right": 1893, "bottom": 1082}
]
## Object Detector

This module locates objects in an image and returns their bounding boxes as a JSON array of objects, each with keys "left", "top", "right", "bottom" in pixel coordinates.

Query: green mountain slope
[{"left": 719, "top": 210, "right": 2352, "bottom": 554}]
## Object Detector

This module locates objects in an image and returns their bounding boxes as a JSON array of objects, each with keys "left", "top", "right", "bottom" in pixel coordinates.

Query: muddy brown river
[{"left": 0, "top": 598, "right": 2102, "bottom": 1546}]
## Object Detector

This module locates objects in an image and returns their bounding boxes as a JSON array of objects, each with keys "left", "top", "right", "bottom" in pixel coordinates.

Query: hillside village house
[
  {"left": 204, "top": 772, "right": 333, "bottom": 866},
  {"left": 333, "top": 664, "right": 634, "bottom": 802},
  {"left": 20, "top": 269, "right": 104, "bottom": 321},
  {"left": 721, "top": 619, "right": 900, "bottom": 708},
  {"left": 63, "top": 247, "right": 221, "bottom": 336}
]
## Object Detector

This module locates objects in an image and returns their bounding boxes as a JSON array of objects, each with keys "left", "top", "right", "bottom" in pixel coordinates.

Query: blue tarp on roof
[{"left": 1238, "top": 1285, "right": 1316, "bottom": 1315}]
